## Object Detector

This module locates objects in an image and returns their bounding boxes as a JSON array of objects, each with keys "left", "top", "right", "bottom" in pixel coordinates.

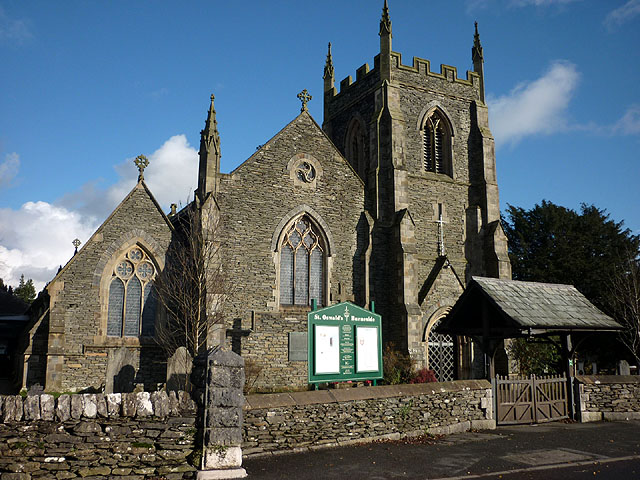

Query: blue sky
[{"left": 1, "top": 0, "right": 639, "bottom": 289}]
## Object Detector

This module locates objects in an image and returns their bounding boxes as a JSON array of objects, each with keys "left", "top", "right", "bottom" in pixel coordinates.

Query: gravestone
[
  {"left": 105, "top": 347, "right": 137, "bottom": 393},
  {"left": 197, "top": 348, "right": 246, "bottom": 479},
  {"left": 618, "top": 359, "right": 631, "bottom": 376},
  {"left": 167, "top": 346, "right": 193, "bottom": 391}
]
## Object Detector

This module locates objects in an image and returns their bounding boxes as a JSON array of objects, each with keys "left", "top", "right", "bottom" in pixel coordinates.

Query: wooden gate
[{"left": 495, "top": 374, "right": 568, "bottom": 425}]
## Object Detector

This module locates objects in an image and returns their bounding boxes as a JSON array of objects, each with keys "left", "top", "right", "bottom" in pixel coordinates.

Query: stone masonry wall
[
  {"left": 576, "top": 375, "right": 640, "bottom": 423},
  {"left": 242, "top": 380, "right": 494, "bottom": 456},
  {"left": 0, "top": 391, "right": 197, "bottom": 479},
  {"left": 242, "top": 311, "right": 307, "bottom": 390}
]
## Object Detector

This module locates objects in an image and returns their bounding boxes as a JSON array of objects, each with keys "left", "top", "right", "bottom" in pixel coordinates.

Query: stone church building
[{"left": 19, "top": 2, "right": 510, "bottom": 393}]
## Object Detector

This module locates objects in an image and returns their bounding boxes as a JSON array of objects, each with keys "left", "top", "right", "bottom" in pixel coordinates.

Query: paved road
[{"left": 243, "top": 421, "right": 640, "bottom": 479}]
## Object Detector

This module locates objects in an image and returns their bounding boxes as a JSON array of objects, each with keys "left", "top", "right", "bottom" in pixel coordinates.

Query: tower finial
[
  {"left": 134, "top": 154, "right": 149, "bottom": 181},
  {"left": 472, "top": 21, "right": 485, "bottom": 103},
  {"left": 472, "top": 21, "right": 483, "bottom": 63},
  {"left": 197, "top": 93, "right": 222, "bottom": 200},
  {"left": 323, "top": 42, "right": 334, "bottom": 81},
  {"left": 379, "top": 0, "right": 392, "bottom": 37}
]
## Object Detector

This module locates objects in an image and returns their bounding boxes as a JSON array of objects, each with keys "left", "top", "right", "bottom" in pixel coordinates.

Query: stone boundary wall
[
  {"left": 0, "top": 391, "right": 198, "bottom": 479},
  {"left": 243, "top": 380, "right": 494, "bottom": 456},
  {"left": 576, "top": 375, "right": 640, "bottom": 423}
]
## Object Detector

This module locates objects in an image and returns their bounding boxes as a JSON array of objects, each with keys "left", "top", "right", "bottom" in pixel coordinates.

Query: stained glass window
[
  {"left": 107, "top": 278, "right": 124, "bottom": 336},
  {"left": 106, "top": 245, "right": 158, "bottom": 337},
  {"left": 295, "top": 248, "right": 309, "bottom": 305},
  {"left": 280, "top": 247, "right": 294, "bottom": 305},
  {"left": 279, "top": 215, "right": 325, "bottom": 307},
  {"left": 124, "top": 277, "right": 141, "bottom": 336},
  {"left": 142, "top": 283, "right": 157, "bottom": 336}
]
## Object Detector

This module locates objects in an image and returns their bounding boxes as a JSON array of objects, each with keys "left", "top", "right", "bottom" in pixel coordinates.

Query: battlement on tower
[
  {"left": 326, "top": 50, "right": 481, "bottom": 103},
  {"left": 392, "top": 52, "right": 481, "bottom": 89}
]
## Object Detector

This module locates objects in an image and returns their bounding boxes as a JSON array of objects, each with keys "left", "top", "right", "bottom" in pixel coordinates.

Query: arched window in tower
[
  {"left": 422, "top": 110, "right": 452, "bottom": 176},
  {"left": 346, "top": 119, "right": 366, "bottom": 181},
  {"left": 279, "top": 215, "right": 326, "bottom": 307},
  {"left": 107, "top": 245, "right": 158, "bottom": 337}
]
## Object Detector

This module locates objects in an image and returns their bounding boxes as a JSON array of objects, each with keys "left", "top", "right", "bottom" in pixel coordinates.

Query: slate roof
[
  {"left": 472, "top": 277, "right": 620, "bottom": 330},
  {"left": 438, "top": 277, "right": 621, "bottom": 336}
]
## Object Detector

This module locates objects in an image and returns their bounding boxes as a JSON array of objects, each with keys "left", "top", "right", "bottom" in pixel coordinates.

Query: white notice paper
[
  {"left": 356, "top": 326, "right": 379, "bottom": 372},
  {"left": 315, "top": 325, "right": 340, "bottom": 374}
]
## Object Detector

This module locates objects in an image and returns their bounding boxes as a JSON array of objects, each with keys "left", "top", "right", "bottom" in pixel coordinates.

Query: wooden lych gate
[{"left": 494, "top": 374, "right": 568, "bottom": 425}]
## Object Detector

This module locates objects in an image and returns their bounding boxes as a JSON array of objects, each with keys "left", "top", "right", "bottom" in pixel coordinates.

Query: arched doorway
[{"left": 425, "top": 312, "right": 455, "bottom": 381}]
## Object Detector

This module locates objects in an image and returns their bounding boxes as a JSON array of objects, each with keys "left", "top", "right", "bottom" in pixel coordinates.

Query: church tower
[{"left": 323, "top": 2, "right": 511, "bottom": 378}]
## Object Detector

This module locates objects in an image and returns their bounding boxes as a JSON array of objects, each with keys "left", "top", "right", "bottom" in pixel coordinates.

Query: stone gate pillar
[{"left": 197, "top": 348, "right": 246, "bottom": 479}]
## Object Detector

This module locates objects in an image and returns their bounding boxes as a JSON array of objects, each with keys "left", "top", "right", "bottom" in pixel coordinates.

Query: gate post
[
  {"left": 197, "top": 348, "right": 246, "bottom": 479},
  {"left": 561, "top": 334, "right": 575, "bottom": 419}
]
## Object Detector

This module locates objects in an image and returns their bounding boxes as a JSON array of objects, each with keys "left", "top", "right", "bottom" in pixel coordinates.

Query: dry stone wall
[
  {"left": 0, "top": 391, "right": 197, "bottom": 480},
  {"left": 576, "top": 375, "right": 640, "bottom": 422},
  {"left": 242, "top": 380, "right": 494, "bottom": 456}
]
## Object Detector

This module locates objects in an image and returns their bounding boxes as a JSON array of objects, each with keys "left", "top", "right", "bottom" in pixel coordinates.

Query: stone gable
[
  {"left": 216, "top": 112, "right": 366, "bottom": 389},
  {"left": 40, "top": 182, "right": 172, "bottom": 392}
]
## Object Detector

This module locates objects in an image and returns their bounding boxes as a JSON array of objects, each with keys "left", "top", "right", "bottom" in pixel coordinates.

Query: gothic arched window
[
  {"left": 279, "top": 215, "right": 326, "bottom": 307},
  {"left": 107, "top": 246, "right": 158, "bottom": 337},
  {"left": 422, "top": 110, "right": 452, "bottom": 176}
]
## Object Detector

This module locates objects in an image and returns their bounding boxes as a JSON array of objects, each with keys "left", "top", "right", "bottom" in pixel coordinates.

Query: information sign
[{"left": 308, "top": 301, "right": 383, "bottom": 384}]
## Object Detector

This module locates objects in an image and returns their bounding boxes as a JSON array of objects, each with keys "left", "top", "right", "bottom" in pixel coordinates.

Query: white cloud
[
  {"left": 604, "top": 0, "right": 640, "bottom": 31},
  {"left": 488, "top": 61, "right": 580, "bottom": 147},
  {"left": 0, "top": 202, "right": 99, "bottom": 291},
  {"left": 59, "top": 134, "right": 198, "bottom": 220},
  {"left": 0, "top": 6, "right": 32, "bottom": 44},
  {"left": 0, "top": 152, "right": 20, "bottom": 189},
  {"left": 611, "top": 105, "right": 640, "bottom": 135},
  {"left": 0, "top": 135, "right": 198, "bottom": 292}
]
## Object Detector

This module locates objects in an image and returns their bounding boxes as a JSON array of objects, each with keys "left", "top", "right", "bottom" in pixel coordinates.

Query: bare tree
[
  {"left": 609, "top": 255, "right": 640, "bottom": 366},
  {"left": 154, "top": 202, "right": 226, "bottom": 390}
]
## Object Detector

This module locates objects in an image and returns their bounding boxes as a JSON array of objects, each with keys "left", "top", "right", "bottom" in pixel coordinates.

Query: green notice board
[{"left": 308, "top": 301, "right": 383, "bottom": 384}]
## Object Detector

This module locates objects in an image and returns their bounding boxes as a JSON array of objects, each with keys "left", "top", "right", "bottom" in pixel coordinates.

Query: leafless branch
[
  {"left": 153, "top": 203, "right": 227, "bottom": 388},
  {"left": 609, "top": 254, "right": 640, "bottom": 365}
]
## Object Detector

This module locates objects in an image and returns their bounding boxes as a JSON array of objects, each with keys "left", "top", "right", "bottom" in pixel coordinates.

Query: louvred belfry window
[
  {"left": 107, "top": 246, "right": 158, "bottom": 337},
  {"left": 280, "top": 216, "right": 325, "bottom": 307},
  {"left": 422, "top": 111, "right": 451, "bottom": 175}
]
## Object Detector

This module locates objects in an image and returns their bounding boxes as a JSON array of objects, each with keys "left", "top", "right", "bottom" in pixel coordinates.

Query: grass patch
[{"left": 131, "top": 442, "right": 154, "bottom": 449}]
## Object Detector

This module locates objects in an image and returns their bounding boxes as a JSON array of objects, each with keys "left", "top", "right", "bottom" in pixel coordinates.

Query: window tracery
[
  {"left": 422, "top": 110, "right": 452, "bottom": 176},
  {"left": 107, "top": 246, "right": 157, "bottom": 337},
  {"left": 279, "top": 215, "right": 325, "bottom": 307},
  {"left": 295, "top": 162, "right": 316, "bottom": 183}
]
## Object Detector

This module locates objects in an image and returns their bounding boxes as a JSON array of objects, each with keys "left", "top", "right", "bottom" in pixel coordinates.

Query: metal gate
[
  {"left": 494, "top": 374, "right": 568, "bottom": 425},
  {"left": 427, "top": 330, "right": 454, "bottom": 381}
]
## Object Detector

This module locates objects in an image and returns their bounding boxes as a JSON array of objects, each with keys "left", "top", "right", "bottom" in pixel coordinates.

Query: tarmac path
[{"left": 243, "top": 421, "right": 640, "bottom": 479}]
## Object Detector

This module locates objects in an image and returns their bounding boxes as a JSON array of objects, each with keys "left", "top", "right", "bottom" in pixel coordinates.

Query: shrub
[
  {"left": 382, "top": 343, "right": 414, "bottom": 385},
  {"left": 409, "top": 368, "right": 437, "bottom": 384}
]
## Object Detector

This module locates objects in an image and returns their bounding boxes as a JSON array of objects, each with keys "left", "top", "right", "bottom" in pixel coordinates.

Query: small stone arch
[
  {"left": 344, "top": 115, "right": 367, "bottom": 181},
  {"left": 416, "top": 102, "right": 457, "bottom": 138},
  {"left": 270, "top": 205, "right": 334, "bottom": 256}
]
